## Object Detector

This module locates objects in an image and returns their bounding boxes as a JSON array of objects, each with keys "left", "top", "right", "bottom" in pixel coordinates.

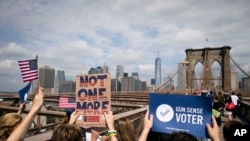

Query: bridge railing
[
  {"left": 0, "top": 105, "right": 148, "bottom": 139},
  {"left": 238, "top": 100, "right": 250, "bottom": 124}
]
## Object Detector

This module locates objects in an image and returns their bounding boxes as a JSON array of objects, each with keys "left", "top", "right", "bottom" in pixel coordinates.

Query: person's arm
[
  {"left": 68, "top": 111, "right": 80, "bottom": 124},
  {"left": 104, "top": 111, "right": 118, "bottom": 141},
  {"left": 7, "top": 87, "right": 44, "bottom": 141},
  {"left": 138, "top": 109, "right": 153, "bottom": 141},
  {"left": 206, "top": 115, "right": 221, "bottom": 141},
  {"left": 91, "top": 129, "right": 100, "bottom": 141},
  {"left": 17, "top": 103, "right": 26, "bottom": 115}
]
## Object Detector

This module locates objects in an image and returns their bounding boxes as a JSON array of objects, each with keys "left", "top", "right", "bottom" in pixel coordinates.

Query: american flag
[
  {"left": 18, "top": 59, "right": 38, "bottom": 82},
  {"left": 59, "top": 97, "right": 76, "bottom": 108},
  {"left": 84, "top": 116, "right": 100, "bottom": 122}
]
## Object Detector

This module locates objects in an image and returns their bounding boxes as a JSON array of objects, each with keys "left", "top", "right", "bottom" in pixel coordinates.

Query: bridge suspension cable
[
  {"left": 154, "top": 68, "right": 180, "bottom": 91},
  {"left": 230, "top": 56, "right": 250, "bottom": 77},
  {"left": 154, "top": 61, "right": 188, "bottom": 92}
]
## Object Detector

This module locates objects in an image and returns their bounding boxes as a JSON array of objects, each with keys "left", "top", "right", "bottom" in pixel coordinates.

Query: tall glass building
[
  {"left": 116, "top": 65, "right": 124, "bottom": 80},
  {"left": 155, "top": 56, "right": 161, "bottom": 87},
  {"left": 132, "top": 72, "right": 139, "bottom": 80},
  {"left": 54, "top": 70, "right": 65, "bottom": 93},
  {"left": 39, "top": 66, "right": 55, "bottom": 90},
  {"left": 103, "top": 62, "right": 109, "bottom": 73}
]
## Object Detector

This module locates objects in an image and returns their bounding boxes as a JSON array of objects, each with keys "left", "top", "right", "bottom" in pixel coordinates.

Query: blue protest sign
[{"left": 149, "top": 93, "right": 213, "bottom": 138}]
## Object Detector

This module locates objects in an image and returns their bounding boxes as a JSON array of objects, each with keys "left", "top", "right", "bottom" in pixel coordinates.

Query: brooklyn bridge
[{"left": 1, "top": 47, "right": 250, "bottom": 140}]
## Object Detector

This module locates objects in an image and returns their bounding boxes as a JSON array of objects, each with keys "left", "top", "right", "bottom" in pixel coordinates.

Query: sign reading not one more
[
  {"left": 149, "top": 93, "right": 213, "bottom": 138},
  {"left": 75, "top": 73, "right": 111, "bottom": 127}
]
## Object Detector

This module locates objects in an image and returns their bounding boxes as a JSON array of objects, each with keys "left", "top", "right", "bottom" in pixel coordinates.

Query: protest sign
[
  {"left": 149, "top": 93, "right": 213, "bottom": 138},
  {"left": 75, "top": 73, "right": 111, "bottom": 127}
]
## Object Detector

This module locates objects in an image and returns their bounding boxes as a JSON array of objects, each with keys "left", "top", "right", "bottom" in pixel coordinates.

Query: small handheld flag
[
  {"left": 18, "top": 59, "right": 38, "bottom": 82},
  {"left": 18, "top": 58, "right": 38, "bottom": 103},
  {"left": 59, "top": 97, "right": 76, "bottom": 108},
  {"left": 18, "top": 81, "right": 32, "bottom": 103}
]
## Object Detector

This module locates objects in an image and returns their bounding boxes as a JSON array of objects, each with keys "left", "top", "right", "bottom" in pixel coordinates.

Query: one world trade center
[{"left": 155, "top": 52, "right": 161, "bottom": 87}]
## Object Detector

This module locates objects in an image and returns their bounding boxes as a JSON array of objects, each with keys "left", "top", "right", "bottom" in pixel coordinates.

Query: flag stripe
[
  {"left": 23, "top": 76, "right": 38, "bottom": 82},
  {"left": 22, "top": 70, "right": 37, "bottom": 74},
  {"left": 23, "top": 73, "right": 38, "bottom": 78},
  {"left": 18, "top": 59, "right": 38, "bottom": 82}
]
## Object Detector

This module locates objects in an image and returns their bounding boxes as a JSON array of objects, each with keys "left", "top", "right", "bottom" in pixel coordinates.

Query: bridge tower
[{"left": 185, "top": 46, "right": 232, "bottom": 92}]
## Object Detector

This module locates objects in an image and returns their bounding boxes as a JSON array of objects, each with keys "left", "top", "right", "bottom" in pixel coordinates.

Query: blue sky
[{"left": 0, "top": 0, "right": 250, "bottom": 91}]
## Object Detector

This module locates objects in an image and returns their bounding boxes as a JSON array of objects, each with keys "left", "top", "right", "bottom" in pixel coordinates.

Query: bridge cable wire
[
  {"left": 230, "top": 56, "right": 250, "bottom": 77},
  {"left": 154, "top": 64, "right": 184, "bottom": 92}
]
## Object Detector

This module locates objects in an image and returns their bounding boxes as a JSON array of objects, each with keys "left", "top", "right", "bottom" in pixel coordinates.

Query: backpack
[{"left": 226, "top": 102, "right": 235, "bottom": 110}]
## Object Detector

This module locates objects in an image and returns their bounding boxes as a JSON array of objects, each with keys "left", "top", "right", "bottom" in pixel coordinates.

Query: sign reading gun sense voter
[
  {"left": 149, "top": 93, "right": 213, "bottom": 138},
  {"left": 75, "top": 73, "right": 111, "bottom": 127}
]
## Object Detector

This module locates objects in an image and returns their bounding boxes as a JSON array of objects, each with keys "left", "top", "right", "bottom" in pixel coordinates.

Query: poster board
[
  {"left": 75, "top": 73, "right": 111, "bottom": 127},
  {"left": 149, "top": 93, "right": 213, "bottom": 138}
]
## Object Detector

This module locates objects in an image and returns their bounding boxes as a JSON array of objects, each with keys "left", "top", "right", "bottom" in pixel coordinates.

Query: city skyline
[{"left": 1, "top": 0, "right": 250, "bottom": 91}]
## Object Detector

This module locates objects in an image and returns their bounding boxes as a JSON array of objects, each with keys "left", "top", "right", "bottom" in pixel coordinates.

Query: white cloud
[
  {"left": 0, "top": 59, "right": 13, "bottom": 69},
  {"left": 0, "top": 0, "right": 250, "bottom": 91},
  {"left": 0, "top": 43, "right": 29, "bottom": 56},
  {"left": 174, "top": 29, "right": 204, "bottom": 41}
]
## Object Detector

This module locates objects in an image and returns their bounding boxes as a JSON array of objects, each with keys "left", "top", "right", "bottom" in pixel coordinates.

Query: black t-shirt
[{"left": 213, "top": 101, "right": 224, "bottom": 111}]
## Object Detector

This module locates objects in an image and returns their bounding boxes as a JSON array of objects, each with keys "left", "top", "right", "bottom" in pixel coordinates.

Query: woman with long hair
[
  {"left": 0, "top": 113, "right": 22, "bottom": 140},
  {"left": 114, "top": 117, "right": 136, "bottom": 141},
  {"left": 0, "top": 102, "right": 25, "bottom": 140}
]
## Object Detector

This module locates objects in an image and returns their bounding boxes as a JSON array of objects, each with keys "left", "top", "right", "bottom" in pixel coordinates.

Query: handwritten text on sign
[{"left": 76, "top": 74, "right": 111, "bottom": 118}]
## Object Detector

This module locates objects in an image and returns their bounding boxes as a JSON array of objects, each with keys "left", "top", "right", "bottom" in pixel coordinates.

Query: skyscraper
[
  {"left": 115, "top": 65, "right": 124, "bottom": 92},
  {"left": 132, "top": 72, "right": 139, "bottom": 80},
  {"left": 88, "top": 67, "right": 98, "bottom": 74},
  {"left": 96, "top": 66, "right": 103, "bottom": 74},
  {"left": 103, "top": 62, "right": 109, "bottom": 73},
  {"left": 61, "top": 80, "right": 76, "bottom": 93},
  {"left": 116, "top": 65, "right": 124, "bottom": 80},
  {"left": 54, "top": 70, "right": 65, "bottom": 93},
  {"left": 155, "top": 52, "right": 161, "bottom": 87},
  {"left": 39, "top": 66, "right": 55, "bottom": 92}
]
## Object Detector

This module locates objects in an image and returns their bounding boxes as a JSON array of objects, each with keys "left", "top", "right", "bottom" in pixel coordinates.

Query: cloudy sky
[{"left": 0, "top": 0, "right": 250, "bottom": 92}]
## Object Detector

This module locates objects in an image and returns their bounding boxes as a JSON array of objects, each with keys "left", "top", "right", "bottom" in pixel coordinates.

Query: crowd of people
[
  {"left": 0, "top": 87, "right": 246, "bottom": 141},
  {"left": 212, "top": 91, "right": 240, "bottom": 122}
]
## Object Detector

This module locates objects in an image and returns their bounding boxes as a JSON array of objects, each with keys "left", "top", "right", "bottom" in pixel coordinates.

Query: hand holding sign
[
  {"left": 104, "top": 111, "right": 115, "bottom": 130},
  {"left": 69, "top": 111, "right": 80, "bottom": 124},
  {"left": 138, "top": 109, "right": 153, "bottom": 141},
  {"left": 144, "top": 109, "right": 153, "bottom": 130},
  {"left": 206, "top": 116, "right": 220, "bottom": 141}
]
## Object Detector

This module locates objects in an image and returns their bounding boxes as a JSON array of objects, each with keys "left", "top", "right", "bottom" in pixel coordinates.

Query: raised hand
[
  {"left": 143, "top": 109, "right": 153, "bottom": 130},
  {"left": 69, "top": 111, "right": 80, "bottom": 124},
  {"left": 206, "top": 115, "right": 220, "bottom": 141},
  {"left": 104, "top": 111, "right": 114, "bottom": 130},
  {"left": 31, "top": 87, "right": 44, "bottom": 111}
]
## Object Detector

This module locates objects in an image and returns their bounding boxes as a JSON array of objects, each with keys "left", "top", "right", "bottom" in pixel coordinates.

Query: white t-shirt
[
  {"left": 231, "top": 95, "right": 239, "bottom": 105},
  {"left": 85, "top": 132, "right": 102, "bottom": 141}
]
